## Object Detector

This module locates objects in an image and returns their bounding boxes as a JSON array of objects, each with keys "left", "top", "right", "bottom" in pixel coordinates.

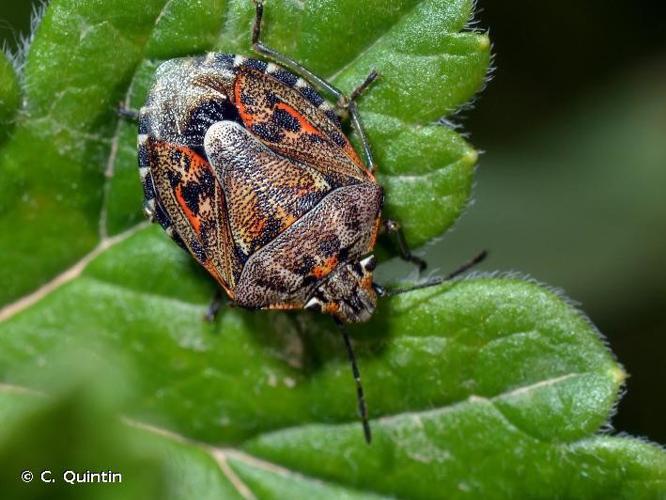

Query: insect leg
[
  {"left": 387, "top": 250, "right": 488, "bottom": 296},
  {"left": 117, "top": 104, "right": 139, "bottom": 122},
  {"left": 384, "top": 219, "right": 427, "bottom": 271},
  {"left": 344, "top": 99, "right": 376, "bottom": 172},
  {"left": 250, "top": 0, "right": 377, "bottom": 172},
  {"left": 349, "top": 70, "right": 380, "bottom": 102},
  {"left": 336, "top": 320, "right": 372, "bottom": 444},
  {"left": 337, "top": 71, "right": 379, "bottom": 172},
  {"left": 251, "top": 1, "right": 342, "bottom": 98},
  {"left": 204, "top": 288, "right": 226, "bottom": 322}
]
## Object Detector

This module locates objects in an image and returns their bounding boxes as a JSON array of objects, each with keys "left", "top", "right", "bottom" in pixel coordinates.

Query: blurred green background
[
  {"left": 1, "top": 0, "right": 663, "bottom": 448},
  {"left": 437, "top": 0, "right": 666, "bottom": 444}
]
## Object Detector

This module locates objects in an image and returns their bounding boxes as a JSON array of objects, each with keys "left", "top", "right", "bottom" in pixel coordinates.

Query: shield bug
[{"left": 130, "top": 1, "right": 485, "bottom": 443}]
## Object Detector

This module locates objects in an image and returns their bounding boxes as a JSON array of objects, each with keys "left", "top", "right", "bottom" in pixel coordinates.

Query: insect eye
[{"left": 304, "top": 297, "right": 323, "bottom": 312}]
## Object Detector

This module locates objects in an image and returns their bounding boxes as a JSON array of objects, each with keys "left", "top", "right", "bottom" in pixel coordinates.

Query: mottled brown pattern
[
  {"left": 146, "top": 138, "right": 242, "bottom": 292},
  {"left": 204, "top": 121, "right": 331, "bottom": 259},
  {"left": 317, "top": 265, "right": 377, "bottom": 323},
  {"left": 234, "top": 183, "right": 382, "bottom": 309},
  {"left": 233, "top": 69, "right": 371, "bottom": 187},
  {"left": 140, "top": 54, "right": 385, "bottom": 322}
]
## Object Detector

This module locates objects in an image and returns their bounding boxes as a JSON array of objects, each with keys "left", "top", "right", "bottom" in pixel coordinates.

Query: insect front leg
[
  {"left": 335, "top": 71, "right": 380, "bottom": 173},
  {"left": 250, "top": 0, "right": 378, "bottom": 172},
  {"left": 384, "top": 219, "right": 427, "bottom": 271},
  {"left": 251, "top": 1, "right": 341, "bottom": 97}
]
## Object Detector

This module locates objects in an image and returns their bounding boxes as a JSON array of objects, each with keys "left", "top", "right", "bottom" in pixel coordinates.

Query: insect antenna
[
  {"left": 386, "top": 250, "right": 488, "bottom": 296},
  {"left": 335, "top": 319, "right": 372, "bottom": 444}
]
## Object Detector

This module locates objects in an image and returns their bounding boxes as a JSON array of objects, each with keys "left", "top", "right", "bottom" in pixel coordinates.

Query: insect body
[
  {"left": 133, "top": 1, "right": 484, "bottom": 443},
  {"left": 139, "top": 53, "right": 382, "bottom": 323}
]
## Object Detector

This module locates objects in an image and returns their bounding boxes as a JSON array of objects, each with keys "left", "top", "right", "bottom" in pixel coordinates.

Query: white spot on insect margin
[
  {"left": 233, "top": 55, "right": 247, "bottom": 67},
  {"left": 360, "top": 255, "right": 376, "bottom": 271},
  {"left": 304, "top": 297, "right": 323, "bottom": 310}
]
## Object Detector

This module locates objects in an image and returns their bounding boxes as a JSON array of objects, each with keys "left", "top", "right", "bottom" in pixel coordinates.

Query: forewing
[
  {"left": 234, "top": 183, "right": 383, "bottom": 309},
  {"left": 146, "top": 137, "right": 241, "bottom": 293},
  {"left": 204, "top": 121, "right": 333, "bottom": 260},
  {"left": 232, "top": 64, "right": 370, "bottom": 186}
]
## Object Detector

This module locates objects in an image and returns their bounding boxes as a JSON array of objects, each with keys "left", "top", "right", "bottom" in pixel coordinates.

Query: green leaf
[
  {"left": 0, "top": 361, "right": 240, "bottom": 500},
  {"left": 0, "top": 383, "right": 167, "bottom": 500},
  {"left": 0, "top": 51, "right": 20, "bottom": 143},
  {"left": 1, "top": 0, "right": 664, "bottom": 498},
  {"left": 0, "top": 1, "right": 168, "bottom": 305},
  {"left": 1, "top": 227, "right": 666, "bottom": 497}
]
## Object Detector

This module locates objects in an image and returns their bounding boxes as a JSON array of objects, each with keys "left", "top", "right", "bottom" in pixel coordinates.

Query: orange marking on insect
[
  {"left": 281, "top": 213, "right": 297, "bottom": 227},
  {"left": 323, "top": 302, "right": 340, "bottom": 314},
  {"left": 311, "top": 255, "right": 338, "bottom": 279},
  {"left": 366, "top": 216, "right": 382, "bottom": 252},
  {"left": 167, "top": 145, "right": 212, "bottom": 235},
  {"left": 266, "top": 303, "right": 302, "bottom": 311},
  {"left": 361, "top": 274, "right": 374, "bottom": 291},
  {"left": 250, "top": 216, "right": 266, "bottom": 237},
  {"left": 343, "top": 142, "right": 365, "bottom": 171},
  {"left": 275, "top": 101, "right": 322, "bottom": 137},
  {"left": 204, "top": 261, "right": 235, "bottom": 299},
  {"left": 170, "top": 148, "right": 212, "bottom": 234},
  {"left": 234, "top": 77, "right": 255, "bottom": 127},
  {"left": 175, "top": 185, "right": 202, "bottom": 233}
]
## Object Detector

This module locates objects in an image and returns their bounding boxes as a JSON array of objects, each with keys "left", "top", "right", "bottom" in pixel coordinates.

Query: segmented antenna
[
  {"left": 387, "top": 250, "right": 488, "bottom": 296},
  {"left": 336, "top": 320, "right": 372, "bottom": 444}
]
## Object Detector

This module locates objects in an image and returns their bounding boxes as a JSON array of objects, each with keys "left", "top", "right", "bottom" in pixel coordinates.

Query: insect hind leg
[{"left": 250, "top": 0, "right": 378, "bottom": 172}]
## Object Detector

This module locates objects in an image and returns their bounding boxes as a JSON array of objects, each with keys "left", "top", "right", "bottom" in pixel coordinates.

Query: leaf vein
[
  {"left": 0, "top": 222, "right": 148, "bottom": 323},
  {"left": 123, "top": 418, "right": 257, "bottom": 499}
]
